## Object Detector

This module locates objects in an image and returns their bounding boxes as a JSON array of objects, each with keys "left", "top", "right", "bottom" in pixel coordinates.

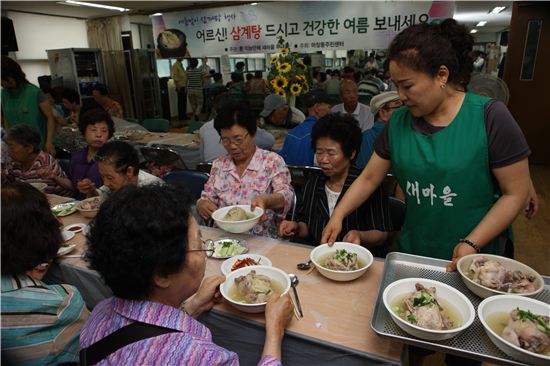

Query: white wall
[
  {"left": 473, "top": 32, "right": 498, "bottom": 43},
  {"left": 7, "top": 11, "right": 89, "bottom": 85}
]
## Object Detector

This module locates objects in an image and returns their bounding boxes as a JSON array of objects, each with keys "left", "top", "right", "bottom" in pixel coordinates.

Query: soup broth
[
  {"left": 486, "top": 312, "right": 550, "bottom": 356},
  {"left": 228, "top": 278, "right": 284, "bottom": 304},
  {"left": 318, "top": 252, "right": 366, "bottom": 271},
  {"left": 390, "top": 294, "right": 463, "bottom": 329}
]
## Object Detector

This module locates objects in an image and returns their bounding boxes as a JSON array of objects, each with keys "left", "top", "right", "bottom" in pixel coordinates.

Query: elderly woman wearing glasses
[
  {"left": 197, "top": 101, "right": 294, "bottom": 238},
  {"left": 81, "top": 184, "right": 293, "bottom": 365},
  {"left": 1, "top": 182, "right": 88, "bottom": 365}
]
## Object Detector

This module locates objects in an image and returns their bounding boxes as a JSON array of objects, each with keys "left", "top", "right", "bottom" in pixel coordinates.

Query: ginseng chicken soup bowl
[
  {"left": 220, "top": 265, "right": 291, "bottom": 313},
  {"left": 211, "top": 205, "right": 264, "bottom": 234},
  {"left": 310, "top": 242, "right": 373, "bottom": 282},
  {"left": 382, "top": 278, "right": 475, "bottom": 341}
]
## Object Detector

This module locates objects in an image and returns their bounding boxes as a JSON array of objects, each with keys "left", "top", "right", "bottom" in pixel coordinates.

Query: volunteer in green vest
[
  {"left": 1, "top": 56, "right": 56, "bottom": 156},
  {"left": 321, "top": 19, "right": 532, "bottom": 275}
]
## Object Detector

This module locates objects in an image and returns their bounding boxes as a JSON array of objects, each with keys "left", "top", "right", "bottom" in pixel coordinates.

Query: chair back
[
  {"left": 389, "top": 196, "right": 406, "bottom": 231},
  {"left": 143, "top": 118, "right": 170, "bottom": 132},
  {"left": 196, "top": 162, "right": 213, "bottom": 174},
  {"left": 140, "top": 146, "right": 187, "bottom": 170},
  {"left": 287, "top": 165, "right": 323, "bottom": 201},
  {"left": 164, "top": 170, "right": 210, "bottom": 200},
  {"left": 58, "top": 158, "right": 70, "bottom": 176},
  {"left": 187, "top": 121, "right": 203, "bottom": 134}
]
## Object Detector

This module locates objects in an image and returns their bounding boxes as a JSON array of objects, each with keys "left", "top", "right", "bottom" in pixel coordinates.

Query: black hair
[
  {"left": 62, "top": 88, "right": 81, "bottom": 105},
  {"left": 213, "top": 72, "right": 223, "bottom": 82},
  {"left": 189, "top": 58, "right": 199, "bottom": 68},
  {"left": 343, "top": 66, "right": 354, "bottom": 74},
  {"left": 86, "top": 184, "right": 193, "bottom": 299},
  {"left": 245, "top": 73, "right": 254, "bottom": 81},
  {"left": 92, "top": 83, "right": 109, "bottom": 96},
  {"left": 6, "top": 124, "right": 41, "bottom": 153},
  {"left": 332, "top": 69, "right": 341, "bottom": 76},
  {"left": 96, "top": 141, "right": 139, "bottom": 176},
  {"left": 78, "top": 108, "right": 115, "bottom": 138},
  {"left": 235, "top": 61, "right": 245, "bottom": 71},
  {"left": 388, "top": 18, "right": 474, "bottom": 88},
  {"left": 319, "top": 72, "right": 327, "bottom": 83},
  {"left": 1, "top": 56, "right": 28, "bottom": 86},
  {"left": 303, "top": 55, "right": 311, "bottom": 66},
  {"left": 326, "top": 69, "right": 333, "bottom": 76},
  {"left": 254, "top": 70, "right": 263, "bottom": 78},
  {"left": 1, "top": 182, "right": 62, "bottom": 276},
  {"left": 214, "top": 100, "right": 257, "bottom": 136},
  {"left": 311, "top": 113, "right": 362, "bottom": 161}
]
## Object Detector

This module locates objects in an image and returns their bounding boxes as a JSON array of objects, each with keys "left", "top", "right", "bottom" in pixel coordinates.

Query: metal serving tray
[{"left": 371, "top": 252, "right": 550, "bottom": 366}]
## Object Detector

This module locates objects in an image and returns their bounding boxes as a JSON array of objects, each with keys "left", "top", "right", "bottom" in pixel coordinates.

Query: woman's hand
[
  {"left": 321, "top": 216, "right": 343, "bottom": 246},
  {"left": 197, "top": 198, "right": 218, "bottom": 220},
  {"left": 251, "top": 195, "right": 268, "bottom": 223},
  {"left": 265, "top": 293, "right": 294, "bottom": 336},
  {"left": 184, "top": 275, "right": 225, "bottom": 318},
  {"left": 446, "top": 242, "right": 477, "bottom": 272},
  {"left": 525, "top": 183, "right": 538, "bottom": 219},
  {"left": 278, "top": 220, "right": 299, "bottom": 239},
  {"left": 44, "top": 142, "right": 56, "bottom": 157},
  {"left": 342, "top": 230, "right": 361, "bottom": 245},
  {"left": 37, "top": 165, "right": 55, "bottom": 180},
  {"left": 77, "top": 178, "right": 97, "bottom": 196}
]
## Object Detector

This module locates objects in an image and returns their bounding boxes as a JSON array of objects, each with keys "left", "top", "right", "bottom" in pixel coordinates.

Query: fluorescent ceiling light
[
  {"left": 470, "top": 29, "right": 478, "bottom": 34},
  {"left": 489, "top": 6, "right": 506, "bottom": 14},
  {"left": 251, "top": 2, "right": 258, "bottom": 5},
  {"left": 152, "top": 13, "right": 163, "bottom": 16},
  {"left": 476, "top": 21, "right": 487, "bottom": 27},
  {"left": 61, "top": 1, "right": 129, "bottom": 12}
]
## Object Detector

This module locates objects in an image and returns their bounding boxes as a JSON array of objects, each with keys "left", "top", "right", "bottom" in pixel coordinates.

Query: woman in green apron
[
  {"left": 1, "top": 56, "right": 56, "bottom": 156},
  {"left": 322, "top": 18, "right": 532, "bottom": 274}
]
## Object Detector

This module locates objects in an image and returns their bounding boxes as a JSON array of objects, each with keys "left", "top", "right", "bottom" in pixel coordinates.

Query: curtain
[{"left": 87, "top": 16, "right": 134, "bottom": 118}]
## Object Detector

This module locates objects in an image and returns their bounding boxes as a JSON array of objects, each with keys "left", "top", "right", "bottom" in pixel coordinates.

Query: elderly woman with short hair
[
  {"left": 197, "top": 101, "right": 294, "bottom": 238},
  {"left": 1, "top": 182, "right": 88, "bottom": 365},
  {"left": 81, "top": 184, "right": 293, "bottom": 365}
]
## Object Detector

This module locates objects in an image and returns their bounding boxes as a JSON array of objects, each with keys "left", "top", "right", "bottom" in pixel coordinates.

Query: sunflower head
[
  {"left": 277, "top": 62, "right": 291, "bottom": 73},
  {"left": 295, "top": 75, "right": 306, "bottom": 82},
  {"left": 275, "top": 88, "right": 286, "bottom": 98},
  {"left": 302, "top": 82, "right": 310, "bottom": 93},
  {"left": 273, "top": 75, "right": 288, "bottom": 89},
  {"left": 270, "top": 55, "right": 279, "bottom": 64},
  {"left": 296, "top": 63, "right": 306, "bottom": 71},
  {"left": 280, "top": 48, "right": 289, "bottom": 56},
  {"left": 290, "top": 83, "right": 302, "bottom": 95}
]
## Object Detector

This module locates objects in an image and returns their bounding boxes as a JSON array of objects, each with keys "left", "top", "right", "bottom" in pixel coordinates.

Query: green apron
[
  {"left": 1, "top": 83, "right": 46, "bottom": 148},
  {"left": 389, "top": 92, "right": 507, "bottom": 260}
]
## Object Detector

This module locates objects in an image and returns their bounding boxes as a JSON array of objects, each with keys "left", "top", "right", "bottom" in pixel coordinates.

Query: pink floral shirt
[{"left": 201, "top": 148, "right": 294, "bottom": 238}]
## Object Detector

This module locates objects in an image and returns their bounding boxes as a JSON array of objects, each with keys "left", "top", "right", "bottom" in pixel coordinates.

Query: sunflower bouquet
[{"left": 267, "top": 36, "right": 309, "bottom": 100}]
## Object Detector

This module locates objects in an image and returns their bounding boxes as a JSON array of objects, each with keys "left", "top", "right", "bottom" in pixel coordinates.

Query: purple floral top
[{"left": 201, "top": 147, "right": 294, "bottom": 238}]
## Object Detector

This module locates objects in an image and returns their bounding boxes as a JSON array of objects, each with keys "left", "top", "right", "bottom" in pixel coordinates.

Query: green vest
[
  {"left": 389, "top": 92, "right": 505, "bottom": 260},
  {"left": 1, "top": 83, "right": 46, "bottom": 148}
]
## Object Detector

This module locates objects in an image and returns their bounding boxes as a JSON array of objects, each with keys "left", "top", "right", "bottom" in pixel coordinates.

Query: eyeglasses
[
  {"left": 187, "top": 239, "right": 215, "bottom": 257},
  {"left": 220, "top": 133, "right": 249, "bottom": 147}
]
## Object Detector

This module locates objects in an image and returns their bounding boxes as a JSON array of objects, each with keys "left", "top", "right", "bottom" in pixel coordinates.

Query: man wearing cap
[
  {"left": 259, "top": 94, "right": 305, "bottom": 129},
  {"left": 331, "top": 79, "right": 374, "bottom": 132},
  {"left": 356, "top": 91, "right": 402, "bottom": 168},
  {"left": 278, "top": 90, "right": 333, "bottom": 166}
]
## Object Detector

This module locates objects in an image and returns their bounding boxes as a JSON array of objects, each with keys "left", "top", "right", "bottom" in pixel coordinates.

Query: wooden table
[{"left": 49, "top": 195, "right": 403, "bottom": 365}]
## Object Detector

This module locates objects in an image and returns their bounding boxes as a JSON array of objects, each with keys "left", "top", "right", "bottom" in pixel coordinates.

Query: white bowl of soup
[
  {"left": 220, "top": 265, "right": 290, "bottom": 313},
  {"left": 457, "top": 254, "right": 544, "bottom": 299},
  {"left": 76, "top": 197, "right": 102, "bottom": 219},
  {"left": 383, "top": 278, "right": 475, "bottom": 341},
  {"left": 310, "top": 242, "right": 373, "bottom": 282},
  {"left": 478, "top": 295, "right": 550, "bottom": 365},
  {"left": 211, "top": 205, "right": 264, "bottom": 234}
]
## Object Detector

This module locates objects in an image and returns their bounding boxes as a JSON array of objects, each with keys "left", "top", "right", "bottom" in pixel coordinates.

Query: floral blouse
[{"left": 201, "top": 147, "right": 294, "bottom": 238}]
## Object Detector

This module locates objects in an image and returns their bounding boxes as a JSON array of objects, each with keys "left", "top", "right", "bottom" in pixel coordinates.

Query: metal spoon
[
  {"left": 288, "top": 274, "right": 303, "bottom": 318},
  {"left": 297, "top": 260, "right": 312, "bottom": 270}
]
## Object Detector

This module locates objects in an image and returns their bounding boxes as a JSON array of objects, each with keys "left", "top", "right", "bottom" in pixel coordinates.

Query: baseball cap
[
  {"left": 260, "top": 94, "right": 287, "bottom": 117},
  {"left": 300, "top": 89, "right": 336, "bottom": 108},
  {"left": 370, "top": 91, "right": 400, "bottom": 116}
]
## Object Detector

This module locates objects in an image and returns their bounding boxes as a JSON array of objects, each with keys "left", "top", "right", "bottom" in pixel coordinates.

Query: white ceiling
[{"left": 2, "top": 1, "right": 513, "bottom": 33}]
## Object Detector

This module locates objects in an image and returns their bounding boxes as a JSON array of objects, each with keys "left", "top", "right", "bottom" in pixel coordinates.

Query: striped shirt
[
  {"left": 81, "top": 297, "right": 281, "bottom": 366},
  {"left": 187, "top": 68, "right": 205, "bottom": 91},
  {"left": 295, "top": 165, "right": 392, "bottom": 244},
  {"left": 7, "top": 150, "right": 72, "bottom": 196},
  {"left": 1, "top": 275, "right": 89, "bottom": 365}
]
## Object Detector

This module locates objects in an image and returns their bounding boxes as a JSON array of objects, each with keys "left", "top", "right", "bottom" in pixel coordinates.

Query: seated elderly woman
[
  {"left": 4, "top": 124, "right": 72, "bottom": 196},
  {"left": 197, "top": 101, "right": 294, "bottom": 238},
  {"left": 82, "top": 184, "right": 293, "bottom": 364},
  {"left": 279, "top": 113, "right": 392, "bottom": 248},
  {"left": 70, "top": 108, "right": 114, "bottom": 199},
  {"left": 1, "top": 182, "right": 88, "bottom": 365},
  {"left": 81, "top": 140, "right": 163, "bottom": 198}
]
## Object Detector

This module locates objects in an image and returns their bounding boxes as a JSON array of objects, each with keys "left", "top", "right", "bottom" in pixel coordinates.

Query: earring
[{"left": 440, "top": 83, "right": 447, "bottom": 89}]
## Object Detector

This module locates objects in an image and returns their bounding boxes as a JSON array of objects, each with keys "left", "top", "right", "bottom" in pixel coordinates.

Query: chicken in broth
[
  {"left": 467, "top": 256, "right": 536, "bottom": 293},
  {"left": 321, "top": 249, "right": 363, "bottom": 271},
  {"left": 229, "top": 270, "right": 281, "bottom": 304},
  {"left": 224, "top": 207, "right": 253, "bottom": 221}
]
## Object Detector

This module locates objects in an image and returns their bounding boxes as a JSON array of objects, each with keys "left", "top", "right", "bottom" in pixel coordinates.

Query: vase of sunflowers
[{"left": 267, "top": 36, "right": 310, "bottom": 107}]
